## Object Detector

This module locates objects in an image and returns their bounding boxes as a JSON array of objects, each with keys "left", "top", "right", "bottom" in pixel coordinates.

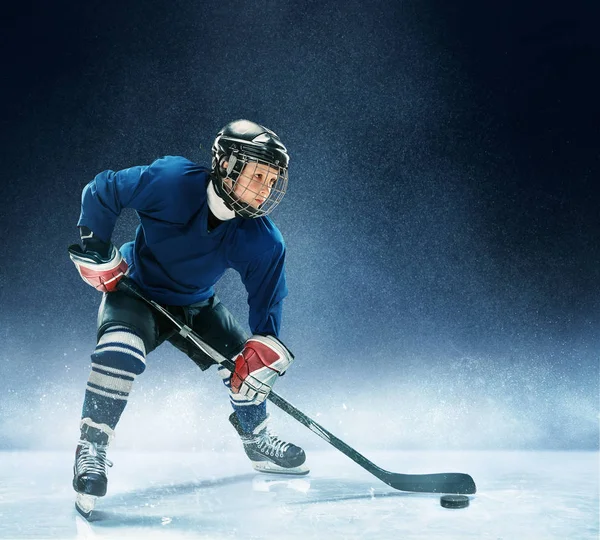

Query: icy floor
[{"left": 0, "top": 450, "right": 597, "bottom": 540}]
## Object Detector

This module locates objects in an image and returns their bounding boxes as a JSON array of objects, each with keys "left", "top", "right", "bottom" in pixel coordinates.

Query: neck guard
[{"left": 207, "top": 179, "right": 236, "bottom": 221}]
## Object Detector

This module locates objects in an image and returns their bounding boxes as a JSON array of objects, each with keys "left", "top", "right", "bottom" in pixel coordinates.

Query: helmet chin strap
[{"left": 207, "top": 179, "right": 236, "bottom": 221}]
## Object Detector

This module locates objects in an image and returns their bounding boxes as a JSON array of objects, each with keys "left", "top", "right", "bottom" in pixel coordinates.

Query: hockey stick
[{"left": 117, "top": 278, "right": 476, "bottom": 495}]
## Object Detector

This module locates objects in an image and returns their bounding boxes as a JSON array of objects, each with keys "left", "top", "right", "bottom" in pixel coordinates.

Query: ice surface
[{"left": 0, "top": 450, "right": 597, "bottom": 539}]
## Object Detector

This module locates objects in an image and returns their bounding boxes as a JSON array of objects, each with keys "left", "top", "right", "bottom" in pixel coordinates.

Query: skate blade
[
  {"left": 251, "top": 460, "right": 310, "bottom": 476},
  {"left": 75, "top": 493, "right": 97, "bottom": 519}
]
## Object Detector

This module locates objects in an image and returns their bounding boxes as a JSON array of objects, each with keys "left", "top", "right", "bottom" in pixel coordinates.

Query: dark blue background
[{"left": 0, "top": 0, "right": 598, "bottom": 451}]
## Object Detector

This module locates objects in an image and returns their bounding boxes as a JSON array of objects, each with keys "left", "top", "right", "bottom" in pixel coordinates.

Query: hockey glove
[
  {"left": 68, "top": 227, "right": 128, "bottom": 293},
  {"left": 230, "top": 335, "right": 294, "bottom": 404}
]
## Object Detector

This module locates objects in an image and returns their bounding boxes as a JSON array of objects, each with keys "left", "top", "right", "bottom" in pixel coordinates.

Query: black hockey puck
[{"left": 440, "top": 495, "right": 470, "bottom": 509}]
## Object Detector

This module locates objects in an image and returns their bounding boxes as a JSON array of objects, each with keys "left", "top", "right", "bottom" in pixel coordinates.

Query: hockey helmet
[{"left": 211, "top": 119, "right": 289, "bottom": 218}]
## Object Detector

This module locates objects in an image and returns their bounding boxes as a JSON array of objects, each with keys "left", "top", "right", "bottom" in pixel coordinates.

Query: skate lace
[
  {"left": 256, "top": 429, "right": 290, "bottom": 458},
  {"left": 77, "top": 439, "right": 113, "bottom": 476}
]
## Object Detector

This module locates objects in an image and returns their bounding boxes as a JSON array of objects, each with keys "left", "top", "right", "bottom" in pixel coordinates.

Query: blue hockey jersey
[{"left": 77, "top": 155, "right": 288, "bottom": 337}]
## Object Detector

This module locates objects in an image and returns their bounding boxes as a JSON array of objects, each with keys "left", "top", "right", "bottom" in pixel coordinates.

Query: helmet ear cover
[
  {"left": 218, "top": 150, "right": 248, "bottom": 192},
  {"left": 218, "top": 155, "right": 228, "bottom": 177}
]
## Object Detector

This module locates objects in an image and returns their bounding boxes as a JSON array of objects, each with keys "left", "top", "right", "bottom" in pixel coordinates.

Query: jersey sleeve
[
  {"left": 232, "top": 238, "right": 288, "bottom": 338},
  {"left": 76, "top": 156, "right": 192, "bottom": 242}
]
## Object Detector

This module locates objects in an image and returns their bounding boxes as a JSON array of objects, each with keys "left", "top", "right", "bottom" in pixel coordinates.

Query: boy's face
[{"left": 224, "top": 161, "right": 280, "bottom": 209}]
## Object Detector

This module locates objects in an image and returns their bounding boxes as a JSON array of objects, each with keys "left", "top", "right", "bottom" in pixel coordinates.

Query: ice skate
[
  {"left": 73, "top": 420, "right": 113, "bottom": 518},
  {"left": 229, "top": 413, "right": 309, "bottom": 475}
]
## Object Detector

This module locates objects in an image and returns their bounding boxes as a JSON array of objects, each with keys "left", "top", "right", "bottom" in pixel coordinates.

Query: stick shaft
[{"left": 117, "top": 279, "right": 377, "bottom": 457}]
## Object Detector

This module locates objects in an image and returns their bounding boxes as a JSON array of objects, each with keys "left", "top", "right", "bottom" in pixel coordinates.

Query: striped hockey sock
[
  {"left": 81, "top": 325, "right": 147, "bottom": 430},
  {"left": 217, "top": 365, "right": 267, "bottom": 433}
]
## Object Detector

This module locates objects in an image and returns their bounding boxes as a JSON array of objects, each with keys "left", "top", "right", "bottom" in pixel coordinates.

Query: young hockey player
[{"left": 68, "top": 119, "right": 307, "bottom": 517}]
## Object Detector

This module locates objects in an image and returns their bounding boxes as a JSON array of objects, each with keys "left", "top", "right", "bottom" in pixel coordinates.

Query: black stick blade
[{"left": 381, "top": 471, "right": 476, "bottom": 494}]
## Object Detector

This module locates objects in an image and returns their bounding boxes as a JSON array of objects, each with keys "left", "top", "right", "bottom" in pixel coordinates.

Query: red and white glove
[
  {"left": 68, "top": 229, "right": 128, "bottom": 293},
  {"left": 230, "top": 335, "right": 294, "bottom": 404}
]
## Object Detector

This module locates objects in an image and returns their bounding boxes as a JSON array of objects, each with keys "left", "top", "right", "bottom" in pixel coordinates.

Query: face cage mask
[{"left": 217, "top": 153, "right": 288, "bottom": 218}]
